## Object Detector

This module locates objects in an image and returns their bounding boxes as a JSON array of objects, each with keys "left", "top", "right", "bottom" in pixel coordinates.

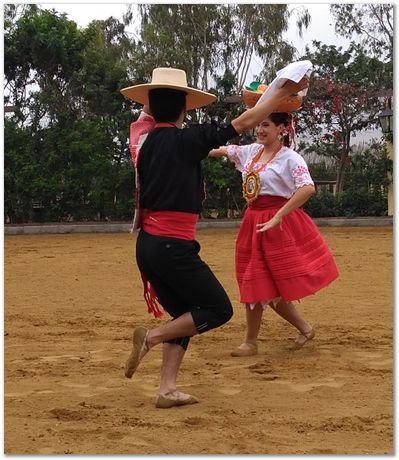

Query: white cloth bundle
[{"left": 255, "top": 60, "right": 313, "bottom": 106}]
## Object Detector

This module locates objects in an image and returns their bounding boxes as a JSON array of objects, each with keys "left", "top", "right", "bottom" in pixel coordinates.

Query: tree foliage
[
  {"left": 298, "top": 42, "right": 388, "bottom": 192},
  {"left": 127, "top": 4, "right": 306, "bottom": 92},
  {"left": 305, "top": 141, "right": 391, "bottom": 218},
  {"left": 4, "top": 7, "right": 134, "bottom": 223},
  {"left": 330, "top": 4, "right": 393, "bottom": 61},
  {"left": 3, "top": 5, "right": 390, "bottom": 223}
]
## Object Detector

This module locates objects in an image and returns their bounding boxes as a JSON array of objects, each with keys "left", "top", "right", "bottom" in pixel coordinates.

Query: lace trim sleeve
[
  {"left": 226, "top": 145, "right": 247, "bottom": 172},
  {"left": 291, "top": 164, "right": 314, "bottom": 189}
]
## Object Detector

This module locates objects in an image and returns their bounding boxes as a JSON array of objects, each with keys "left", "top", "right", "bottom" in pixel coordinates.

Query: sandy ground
[{"left": 4, "top": 227, "right": 392, "bottom": 455}]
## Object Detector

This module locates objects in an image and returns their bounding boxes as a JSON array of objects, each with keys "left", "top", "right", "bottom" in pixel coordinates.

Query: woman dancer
[{"left": 209, "top": 111, "right": 339, "bottom": 356}]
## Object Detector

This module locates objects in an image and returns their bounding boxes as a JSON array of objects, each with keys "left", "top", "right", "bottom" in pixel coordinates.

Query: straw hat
[{"left": 121, "top": 67, "right": 216, "bottom": 110}]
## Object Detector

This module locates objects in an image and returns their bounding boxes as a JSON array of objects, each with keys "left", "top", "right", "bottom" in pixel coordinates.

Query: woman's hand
[
  {"left": 256, "top": 185, "right": 315, "bottom": 233},
  {"left": 208, "top": 146, "right": 228, "bottom": 157},
  {"left": 256, "top": 214, "right": 283, "bottom": 233}
]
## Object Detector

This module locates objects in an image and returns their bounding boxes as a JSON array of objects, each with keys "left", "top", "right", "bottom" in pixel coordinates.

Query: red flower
[
  {"left": 327, "top": 83, "right": 336, "bottom": 93},
  {"left": 332, "top": 95, "right": 343, "bottom": 113}
]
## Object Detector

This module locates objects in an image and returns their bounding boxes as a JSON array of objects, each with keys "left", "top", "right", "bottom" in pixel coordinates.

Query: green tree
[
  {"left": 125, "top": 4, "right": 308, "bottom": 93},
  {"left": 4, "top": 7, "right": 92, "bottom": 126},
  {"left": 331, "top": 4, "right": 393, "bottom": 61},
  {"left": 4, "top": 119, "right": 36, "bottom": 222},
  {"left": 213, "top": 4, "right": 305, "bottom": 89},
  {"left": 298, "top": 43, "right": 388, "bottom": 192},
  {"left": 4, "top": 7, "right": 135, "bottom": 222}
]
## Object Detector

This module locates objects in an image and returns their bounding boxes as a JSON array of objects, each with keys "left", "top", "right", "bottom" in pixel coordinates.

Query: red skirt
[{"left": 236, "top": 195, "right": 339, "bottom": 304}]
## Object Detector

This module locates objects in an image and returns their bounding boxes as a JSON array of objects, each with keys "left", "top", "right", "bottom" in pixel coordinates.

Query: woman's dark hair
[
  {"left": 270, "top": 112, "right": 291, "bottom": 147},
  {"left": 148, "top": 88, "right": 187, "bottom": 122},
  {"left": 269, "top": 112, "right": 290, "bottom": 127}
]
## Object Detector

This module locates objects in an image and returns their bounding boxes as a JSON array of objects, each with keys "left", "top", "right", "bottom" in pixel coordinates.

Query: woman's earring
[{"left": 278, "top": 133, "right": 284, "bottom": 142}]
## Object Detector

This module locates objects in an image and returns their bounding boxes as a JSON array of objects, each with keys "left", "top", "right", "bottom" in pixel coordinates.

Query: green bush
[
  {"left": 304, "top": 187, "right": 387, "bottom": 218},
  {"left": 338, "top": 187, "right": 387, "bottom": 217},
  {"left": 304, "top": 190, "right": 341, "bottom": 217}
]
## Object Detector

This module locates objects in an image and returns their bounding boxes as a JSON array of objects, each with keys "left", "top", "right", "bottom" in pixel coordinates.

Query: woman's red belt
[{"left": 248, "top": 195, "right": 288, "bottom": 210}]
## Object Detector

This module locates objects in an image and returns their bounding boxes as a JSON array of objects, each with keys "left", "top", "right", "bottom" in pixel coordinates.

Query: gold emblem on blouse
[{"left": 242, "top": 145, "right": 282, "bottom": 203}]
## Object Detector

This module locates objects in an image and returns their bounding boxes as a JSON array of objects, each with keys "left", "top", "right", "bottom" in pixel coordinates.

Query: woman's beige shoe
[
  {"left": 231, "top": 342, "right": 258, "bottom": 357},
  {"left": 292, "top": 328, "right": 315, "bottom": 349},
  {"left": 155, "top": 392, "right": 198, "bottom": 409}
]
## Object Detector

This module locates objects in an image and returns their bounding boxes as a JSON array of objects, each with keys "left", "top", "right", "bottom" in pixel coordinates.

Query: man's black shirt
[{"left": 138, "top": 122, "right": 238, "bottom": 213}]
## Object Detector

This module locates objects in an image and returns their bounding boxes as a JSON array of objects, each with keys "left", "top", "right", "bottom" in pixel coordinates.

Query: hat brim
[{"left": 121, "top": 83, "right": 216, "bottom": 110}]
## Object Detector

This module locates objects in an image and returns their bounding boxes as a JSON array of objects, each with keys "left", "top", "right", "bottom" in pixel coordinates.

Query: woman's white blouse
[{"left": 226, "top": 144, "right": 314, "bottom": 199}]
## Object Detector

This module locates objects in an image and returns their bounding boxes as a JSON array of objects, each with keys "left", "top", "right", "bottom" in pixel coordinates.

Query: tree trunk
[
  {"left": 336, "top": 159, "right": 346, "bottom": 194},
  {"left": 336, "top": 133, "right": 351, "bottom": 193}
]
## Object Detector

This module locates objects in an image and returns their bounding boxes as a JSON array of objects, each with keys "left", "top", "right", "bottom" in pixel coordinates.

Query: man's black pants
[{"left": 136, "top": 230, "right": 233, "bottom": 349}]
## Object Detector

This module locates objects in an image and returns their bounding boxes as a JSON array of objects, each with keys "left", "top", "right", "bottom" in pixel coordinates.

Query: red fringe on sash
[{"left": 141, "top": 272, "right": 164, "bottom": 318}]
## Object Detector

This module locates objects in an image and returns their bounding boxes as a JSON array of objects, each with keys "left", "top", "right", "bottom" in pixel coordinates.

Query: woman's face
[{"left": 255, "top": 117, "right": 283, "bottom": 145}]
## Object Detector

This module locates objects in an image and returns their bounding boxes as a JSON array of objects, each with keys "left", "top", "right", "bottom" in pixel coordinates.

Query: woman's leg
[
  {"left": 244, "top": 303, "right": 264, "bottom": 342},
  {"left": 270, "top": 300, "right": 312, "bottom": 333},
  {"left": 231, "top": 303, "right": 263, "bottom": 356},
  {"left": 270, "top": 300, "right": 315, "bottom": 347}
]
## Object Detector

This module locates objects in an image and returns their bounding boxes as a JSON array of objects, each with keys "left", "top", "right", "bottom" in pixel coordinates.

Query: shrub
[
  {"left": 338, "top": 187, "right": 387, "bottom": 217},
  {"left": 304, "top": 190, "right": 341, "bottom": 217}
]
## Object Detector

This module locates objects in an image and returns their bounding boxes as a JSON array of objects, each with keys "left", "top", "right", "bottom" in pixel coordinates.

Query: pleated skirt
[{"left": 236, "top": 195, "right": 339, "bottom": 304}]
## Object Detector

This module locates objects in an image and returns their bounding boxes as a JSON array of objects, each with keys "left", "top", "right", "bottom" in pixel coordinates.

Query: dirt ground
[{"left": 4, "top": 227, "right": 392, "bottom": 455}]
